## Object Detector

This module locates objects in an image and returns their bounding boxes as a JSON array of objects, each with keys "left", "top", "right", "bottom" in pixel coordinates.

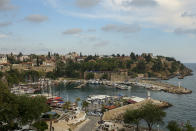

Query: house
[
  {"left": 18, "top": 55, "right": 30, "bottom": 62},
  {"left": 65, "top": 52, "right": 79, "bottom": 60},
  {"left": 42, "top": 60, "right": 55, "bottom": 66},
  {"left": 76, "top": 57, "right": 84, "bottom": 62},
  {"left": 0, "top": 55, "right": 8, "bottom": 64}
]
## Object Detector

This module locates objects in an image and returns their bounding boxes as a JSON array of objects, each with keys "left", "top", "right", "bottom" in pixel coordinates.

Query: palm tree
[
  {"left": 63, "top": 101, "right": 71, "bottom": 110},
  {"left": 75, "top": 97, "right": 81, "bottom": 107},
  {"left": 82, "top": 101, "right": 89, "bottom": 112}
]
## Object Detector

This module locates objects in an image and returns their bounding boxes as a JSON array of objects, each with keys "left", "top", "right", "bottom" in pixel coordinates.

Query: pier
[{"left": 54, "top": 78, "right": 192, "bottom": 94}]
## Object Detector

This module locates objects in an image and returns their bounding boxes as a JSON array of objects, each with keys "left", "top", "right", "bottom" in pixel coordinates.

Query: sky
[{"left": 0, "top": 0, "right": 196, "bottom": 62}]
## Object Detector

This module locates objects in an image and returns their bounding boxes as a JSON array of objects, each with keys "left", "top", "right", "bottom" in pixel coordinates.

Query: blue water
[{"left": 53, "top": 63, "right": 196, "bottom": 128}]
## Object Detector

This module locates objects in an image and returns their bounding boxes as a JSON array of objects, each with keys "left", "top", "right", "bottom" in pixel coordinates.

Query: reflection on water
[{"left": 52, "top": 63, "right": 196, "bottom": 128}]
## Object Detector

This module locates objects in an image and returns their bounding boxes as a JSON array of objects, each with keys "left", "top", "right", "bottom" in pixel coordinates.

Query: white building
[
  {"left": 42, "top": 60, "right": 55, "bottom": 66},
  {"left": 65, "top": 52, "right": 79, "bottom": 60},
  {"left": 18, "top": 55, "right": 29, "bottom": 62},
  {"left": 0, "top": 55, "right": 7, "bottom": 64}
]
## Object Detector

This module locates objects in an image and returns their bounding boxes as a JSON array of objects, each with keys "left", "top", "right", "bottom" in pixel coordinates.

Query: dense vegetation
[
  {"left": 124, "top": 102, "right": 166, "bottom": 131},
  {"left": 167, "top": 120, "right": 195, "bottom": 131},
  {"left": 49, "top": 53, "right": 192, "bottom": 79},
  {"left": 0, "top": 81, "right": 49, "bottom": 130},
  {"left": 123, "top": 102, "right": 195, "bottom": 131},
  {"left": 0, "top": 69, "right": 42, "bottom": 87}
]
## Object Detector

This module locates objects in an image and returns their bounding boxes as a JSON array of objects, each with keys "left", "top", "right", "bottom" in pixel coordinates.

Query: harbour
[
  {"left": 50, "top": 63, "right": 196, "bottom": 130},
  {"left": 8, "top": 64, "right": 196, "bottom": 130}
]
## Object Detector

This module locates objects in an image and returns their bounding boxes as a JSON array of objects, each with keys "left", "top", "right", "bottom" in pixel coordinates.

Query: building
[
  {"left": 76, "top": 57, "right": 84, "bottom": 62},
  {"left": 42, "top": 60, "right": 55, "bottom": 66},
  {"left": 18, "top": 55, "right": 30, "bottom": 62},
  {"left": 65, "top": 52, "right": 79, "bottom": 60},
  {"left": 0, "top": 55, "right": 8, "bottom": 64}
]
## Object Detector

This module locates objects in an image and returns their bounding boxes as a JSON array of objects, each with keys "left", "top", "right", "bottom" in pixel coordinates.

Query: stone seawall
[{"left": 102, "top": 99, "right": 171, "bottom": 121}]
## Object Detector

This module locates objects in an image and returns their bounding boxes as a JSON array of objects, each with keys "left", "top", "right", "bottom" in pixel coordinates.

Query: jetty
[
  {"left": 102, "top": 99, "right": 171, "bottom": 121},
  {"left": 130, "top": 80, "right": 192, "bottom": 94},
  {"left": 53, "top": 78, "right": 192, "bottom": 94}
]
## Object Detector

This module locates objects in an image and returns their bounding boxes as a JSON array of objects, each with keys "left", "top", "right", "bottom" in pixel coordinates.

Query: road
[{"left": 76, "top": 116, "right": 100, "bottom": 131}]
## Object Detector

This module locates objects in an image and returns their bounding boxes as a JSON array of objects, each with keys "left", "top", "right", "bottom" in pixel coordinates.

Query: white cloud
[
  {"left": 45, "top": 0, "right": 196, "bottom": 32},
  {"left": 174, "top": 28, "right": 196, "bottom": 35},
  {"left": 25, "top": 14, "right": 48, "bottom": 23},
  {"left": 63, "top": 28, "right": 83, "bottom": 35},
  {"left": 102, "top": 24, "right": 140, "bottom": 33},
  {"left": 0, "top": 33, "right": 8, "bottom": 38},
  {"left": 123, "top": 0, "right": 158, "bottom": 7},
  {"left": 181, "top": 11, "right": 196, "bottom": 18},
  {"left": 0, "top": 0, "right": 15, "bottom": 11},
  {"left": 93, "top": 40, "right": 109, "bottom": 47},
  {"left": 0, "top": 21, "right": 12, "bottom": 27},
  {"left": 87, "top": 29, "right": 96, "bottom": 32},
  {"left": 75, "top": 0, "right": 100, "bottom": 8}
]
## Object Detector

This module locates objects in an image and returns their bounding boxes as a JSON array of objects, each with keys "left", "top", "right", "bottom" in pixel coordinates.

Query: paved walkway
[{"left": 75, "top": 116, "right": 100, "bottom": 131}]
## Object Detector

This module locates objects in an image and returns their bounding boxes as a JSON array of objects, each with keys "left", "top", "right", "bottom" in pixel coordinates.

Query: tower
[
  {"left": 178, "top": 82, "right": 181, "bottom": 88},
  {"left": 147, "top": 91, "right": 151, "bottom": 99}
]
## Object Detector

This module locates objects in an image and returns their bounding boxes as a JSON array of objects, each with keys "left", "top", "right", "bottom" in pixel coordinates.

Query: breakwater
[
  {"left": 53, "top": 78, "right": 192, "bottom": 94},
  {"left": 102, "top": 99, "right": 171, "bottom": 121}
]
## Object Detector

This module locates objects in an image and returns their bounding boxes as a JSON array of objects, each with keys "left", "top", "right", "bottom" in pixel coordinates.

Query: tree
[
  {"left": 141, "top": 102, "right": 166, "bottom": 131},
  {"left": 0, "top": 82, "right": 18, "bottom": 130},
  {"left": 75, "top": 97, "right": 81, "bottom": 106},
  {"left": 112, "top": 54, "right": 116, "bottom": 57},
  {"left": 18, "top": 52, "right": 23, "bottom": 57},
  {"left": 123, "top": 109, "right": 142, "bottom": 131},
  {"left": 145, "top": 54, "right": 152, "bottom": 62},
  {"left": 132, "top": 61, "right": 146, "bottom": 73},
  {"left": 48, "top": 52, "right": 51, "bottom": 58},
  {"left": 6, "top": 69, "right": 21, "bottom": 87},
  {"left": 152, "top": 60, "right": 163, "bottom": 72},
  {"left": 63, "top": 101, "right": 71, "bottom": 110},
  {"left": 184, "top": 120, "right": 194, "bottom": 131},
  {"left": 101, "top": 73, "right": 109, "bottom": 80},
  {"left": 130, "top": 52, "right": 136, "bottom": 61},
  {"left": 170, "top": 62, "right": 178, "bottom": 73},
  {"left": 46, "top": 72, "right": 56, "bottom": 80},
  {"left": 36, "top": 56, "right": 39, "bottom": 66},
  {"left": 82, "top": 101, "right": 89, "bottom": 112},
  {"left": 33, "top": 121, "right": 48, "bottom": 131},
  {"left": 23, "top": 70, "right": 41, "bottom": 82},
  {"left": 167, "top": 121, "right": 181, "bottom": 131},
  {"left": 85, "top": 72, "right": 94, "bottom": 80},
  {"left": 0, "top": 81, "right": 49, "bottom": 130},
  {"left": 0, "top": 72, "right": 4, "bottom": 79},
  {"left": 17, "top": 95, "right": 49, "bottom": 125},
  {"left": 80, "top": 52, "right": 83, "bottom": 57}
]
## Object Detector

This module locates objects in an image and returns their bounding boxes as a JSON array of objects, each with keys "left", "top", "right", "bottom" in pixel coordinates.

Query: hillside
[{"left": 53, "top": 53, "right": 192, "bottom": 80}]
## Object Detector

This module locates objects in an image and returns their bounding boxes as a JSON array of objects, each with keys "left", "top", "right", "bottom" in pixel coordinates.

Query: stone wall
[
  {"left": 110, "top": 71, "right": 128, "bottom": 81},
  {"left": 84, "top": 71, "right": 129, "bottom": 81},
  {"left": 12, "top": 64, "right": 55, "bottom": 72}
]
